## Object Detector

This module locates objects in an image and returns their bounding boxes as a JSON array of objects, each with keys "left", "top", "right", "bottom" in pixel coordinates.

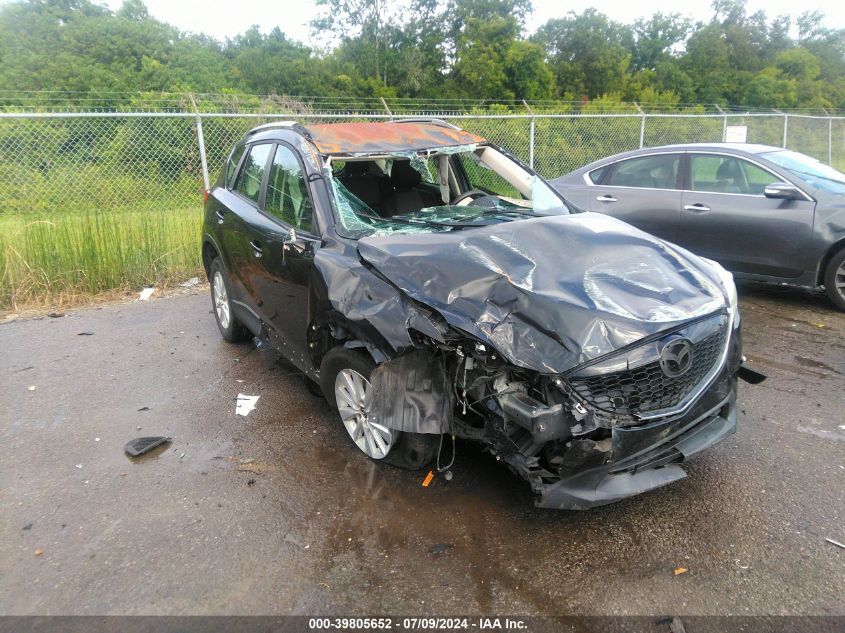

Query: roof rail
[
  {"left": 389, "top": 117, "right": 461, "bottom": 130},
  {"left": 246, "top": 121, "right": 312, "bottom": 139}
]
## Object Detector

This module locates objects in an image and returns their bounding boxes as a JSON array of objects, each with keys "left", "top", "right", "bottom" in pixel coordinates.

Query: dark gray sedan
[{"left": 550, "top": 143, "right": 845, "bottom": 310}]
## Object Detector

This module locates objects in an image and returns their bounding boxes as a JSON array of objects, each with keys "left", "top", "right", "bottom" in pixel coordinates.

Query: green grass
[{"left": 0, "top": 207, "right": 204, "bottom": 311}]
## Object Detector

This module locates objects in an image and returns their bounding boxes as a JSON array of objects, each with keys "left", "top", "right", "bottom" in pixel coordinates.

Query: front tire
[
  {"left": 209, "top": 258, "right": 250, "bottom": 342},
  {"left": 319, "top": 347, "right": 438, "bottom": 469},
  {"left": 823, "top": 249, "right": 845, "bottom": 311}
]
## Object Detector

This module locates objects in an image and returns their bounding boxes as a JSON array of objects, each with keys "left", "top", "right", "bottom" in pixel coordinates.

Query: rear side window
[
  {"left": 606, "top": 155, "right": 680, "bottom": 189},
  {"left": 225, "top": 145, "right": 245, "bottom": 189},
  {"left": 264, "top": 145, "right": 314, "bottom": 232},
  {"left": 234, "top": 144, "right": 273, "bottom": 203},
  {"left": 588, "top": 165, "right": 608, "bottom": 184}
]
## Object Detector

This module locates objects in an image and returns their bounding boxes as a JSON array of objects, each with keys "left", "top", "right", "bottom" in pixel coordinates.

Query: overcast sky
[{"left": 96, "top": 0, "right": 845, "bottom": 43}]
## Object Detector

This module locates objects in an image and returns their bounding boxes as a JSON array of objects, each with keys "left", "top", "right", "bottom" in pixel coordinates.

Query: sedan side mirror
[{"left": 764, "top": 182, "right": 804, "bottom": 200}]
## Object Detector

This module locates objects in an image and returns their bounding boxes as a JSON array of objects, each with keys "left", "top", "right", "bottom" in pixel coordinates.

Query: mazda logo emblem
[{"left": 660, "top": 338, "right": 694, "bottom": 378}]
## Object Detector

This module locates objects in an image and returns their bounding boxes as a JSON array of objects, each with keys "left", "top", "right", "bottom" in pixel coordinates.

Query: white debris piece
[
  {"left": 235, "top": 394, "right": 259, "bottom": 417},
  {"left": 138, "top": 287, "right": 156, "bottom": 301},
  {"left": 180, "top": 277, "right": 200, "bottom": 288}
]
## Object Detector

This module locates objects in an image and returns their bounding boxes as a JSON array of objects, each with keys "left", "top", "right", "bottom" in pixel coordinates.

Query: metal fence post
[
  {"left": 523, "top": 100, "right": 535, "bottom": 169},
  {"left": 634, "top": 103, "right": 645, "bottom": 148},
  {"left": 189, "top": 94, "right": 210, "bottom": 192},
  {"left": 782, "top": 113, "right": 789, "bottom": 148},
  {"left": 827, "top": 110, "right": 833, "bottom": 166}
]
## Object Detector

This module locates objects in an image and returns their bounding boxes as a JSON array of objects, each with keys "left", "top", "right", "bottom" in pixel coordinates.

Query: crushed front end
[{"left": 432, "top": 310, "right": 744, "bottom": 509}]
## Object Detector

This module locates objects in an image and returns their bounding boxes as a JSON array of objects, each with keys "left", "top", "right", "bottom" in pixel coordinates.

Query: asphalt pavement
[{"left": 1, "top": 282, "right": 843, "bottom": 616}]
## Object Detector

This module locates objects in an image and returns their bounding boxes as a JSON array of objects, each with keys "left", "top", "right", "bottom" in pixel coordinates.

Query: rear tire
[
  {"left": 319, "top": 347, "right": 438, "bottom": 470},
  {"left": 209, "top": 258, "right": 250, "bottom": 342},
  {"left": 823, "top": 249, "right": 845, "bottom": 311}
]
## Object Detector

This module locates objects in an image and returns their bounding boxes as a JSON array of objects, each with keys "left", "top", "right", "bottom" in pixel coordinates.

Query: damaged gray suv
[{"left": 202, "top": 119, "right": 763, "bottom": 509}]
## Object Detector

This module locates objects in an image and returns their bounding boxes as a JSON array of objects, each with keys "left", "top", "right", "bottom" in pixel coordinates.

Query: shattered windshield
[{"left": 325, "top": 145, "right": 569, "bottom": 239}]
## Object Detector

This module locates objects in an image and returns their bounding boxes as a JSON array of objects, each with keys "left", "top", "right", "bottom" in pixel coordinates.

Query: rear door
[
  {"left": 677, "top": 153, "right": 815, "bottom": 278},
  {"left": 240, "top": 142, "right": 320, "bottom": 368},
  {"left": 226, "top": 142, "right": 275, "bottom": 317},
  {"left": 587, "top": 153, "right": 683, "bottom": 242}
]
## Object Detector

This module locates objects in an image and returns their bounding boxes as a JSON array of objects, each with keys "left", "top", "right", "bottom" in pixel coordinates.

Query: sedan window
[
  {"left": 691, "top": 155, "right": 777, "bottom": 195},
  {"left": 234, "top": 144, "right": 273, "bottom": 204},
  {"left": 605, "top": 155, "right": 680, "bottom": 189},
  {"left": 265, "top": 145, "right": 313, "bottom": 232}
]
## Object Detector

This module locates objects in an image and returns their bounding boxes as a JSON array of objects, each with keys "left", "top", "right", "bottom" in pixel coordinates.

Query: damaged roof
[{"left": 303, "top": 121, "right": 485, "bottom": 156}]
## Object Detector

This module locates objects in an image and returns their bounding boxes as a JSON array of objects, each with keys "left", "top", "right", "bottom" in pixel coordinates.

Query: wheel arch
[{"left": 817, "top": 238, "right": 845, "bottom": 286}]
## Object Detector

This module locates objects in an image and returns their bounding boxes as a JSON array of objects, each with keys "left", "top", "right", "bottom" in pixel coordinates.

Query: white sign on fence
[{"left": 724, "top": 125, "right": 748, "bottom": 143}]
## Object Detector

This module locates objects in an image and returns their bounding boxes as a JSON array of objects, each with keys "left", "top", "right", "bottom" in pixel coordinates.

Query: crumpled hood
[{"left": 357, "top": 213, "right": 728, "bottom": 373}]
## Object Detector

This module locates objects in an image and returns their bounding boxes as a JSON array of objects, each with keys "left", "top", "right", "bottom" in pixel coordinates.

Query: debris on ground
[
  {"left": 75, "top": 464, "right": 83, "bottom": 469},
  {"left": 428, "top": 543, "right": 454, "bottom": 556},
  {"left": 123, "top": 436, "right": 171, "bottom": 457},
  {"left": 137, "top": 407, "right": 149, "bottom": 412},
  {"left": 235, "top": 394, "right": 259, "bottom": 416},
  {"left": 670, "top": 616, "right": 687, "bottom": 633},
  {"left": 47, "top": 312, "right": 64, "bottom": 318},
  {"left": 138, "top": 287, "right": 156, "bottom": 301},
  {"left": 247, "top": 478, "right": 256, "bottom": 486},
  {"left": 422, "top": 470, "right": 434, "bottom": 487},
  {"left": 735, "top": 559, "right": 750, "bottom": 569},
  {"left": 22, "top": 523, "right": 32, "bottom": 531},
  {"left": 27, "top": 385, "right": 36, "bottom": 392},
  {"left": 673, "top": 567, "right": 688, "bottom": 576},
  {"left": 14, "top": 366, "right": 34, "bottom": 373},
  {"left": 77, "top": 331, "right": 94, "bottom": 336},
  {"left": 826, "top": 538, "right": 845, "bottom": 549},
  {"left": 34, "top": 548, "right": 43, "bottom": 557},
  {"left": 179, "top": 277, "right": 201, "bottom": 288}
]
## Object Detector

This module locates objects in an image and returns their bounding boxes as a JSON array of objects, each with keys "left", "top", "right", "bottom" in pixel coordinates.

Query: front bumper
[{"left": 535, "top": 383, "right": 737, "bottom": 510}]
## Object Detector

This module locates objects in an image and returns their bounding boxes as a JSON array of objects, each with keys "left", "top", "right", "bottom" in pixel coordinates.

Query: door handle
[
  {"left": 250, "top": 240, "right": 263, "bottom": 258},
  {"left": 684, "top": 203, "right": 711, "bottom": 212},
  {"left": 596, "top": 195, "right": 617, "bottom": 203},
  {"left": 215, "top": 210, "right": 225, "bottom": 224}
]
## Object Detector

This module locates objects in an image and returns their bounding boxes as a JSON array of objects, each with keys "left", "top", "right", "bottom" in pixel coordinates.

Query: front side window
[
  {"left": 234, "top": 144, "right": 273, "bottom": 203},
  {"left": 691, "top": 155, "right": 777, "bottom": 195},
  {"left": 605, "top": 155, "right": 680, "bottom": 189},
  {"left": 265, "top": 145, "right": 313, "bottom": 232}
]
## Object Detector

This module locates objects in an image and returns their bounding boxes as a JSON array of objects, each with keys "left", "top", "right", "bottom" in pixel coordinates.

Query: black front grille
[{"left": 568, "top": 328, "right": 727, "bottom": 416}]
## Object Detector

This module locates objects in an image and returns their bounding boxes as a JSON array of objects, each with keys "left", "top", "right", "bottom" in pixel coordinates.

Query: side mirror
[{"left": 764, "top": 182, "right": 804, "bottom": 200}]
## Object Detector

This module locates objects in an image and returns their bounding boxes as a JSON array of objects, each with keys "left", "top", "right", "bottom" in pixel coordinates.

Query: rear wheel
[
  {"left": 319, "top": 347, "right": 438, "bottom": 469},
  {"left": 823, "top": 249, "right": 845, "bottom": 311},
  {"left": 209, "top": 258, "right": 250, "bottom": 342}
]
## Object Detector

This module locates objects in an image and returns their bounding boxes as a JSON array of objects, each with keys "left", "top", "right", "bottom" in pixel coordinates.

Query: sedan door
[
  {"left": 586, "top": 153, "right": 683, "bottom": 243},
  {"left": 677, "top": 153, "right": 815, "bottom": 278}
]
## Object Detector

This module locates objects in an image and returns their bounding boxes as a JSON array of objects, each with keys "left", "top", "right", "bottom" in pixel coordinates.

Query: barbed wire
[{"left": 0, "top": 91, "right": 840, "bottom": 117}]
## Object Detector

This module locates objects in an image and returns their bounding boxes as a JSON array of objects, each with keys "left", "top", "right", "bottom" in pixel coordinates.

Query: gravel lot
[{"left": 1, "top": 282, "right": 843, "bottom": 616}]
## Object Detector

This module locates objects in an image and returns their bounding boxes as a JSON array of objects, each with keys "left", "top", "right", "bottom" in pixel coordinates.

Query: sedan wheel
[
  {"left": 824, "top": 250, "right": 845, "bottom": 311},
  {"left": 334, "top": 368, "right": 394, "bottom": 459}
]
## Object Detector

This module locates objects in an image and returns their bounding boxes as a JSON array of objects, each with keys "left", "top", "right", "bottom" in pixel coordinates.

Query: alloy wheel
[
  {"left": 334, "top": 369, "right": 393, "bottom": 459},
  {"left": 212, "top": 270, "right": 231, "bottom": 329}
]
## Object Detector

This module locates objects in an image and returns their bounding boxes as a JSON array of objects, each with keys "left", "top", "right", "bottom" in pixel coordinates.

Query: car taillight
[{"left": 203, "top": 190, "right": 210, "bottom": 204}]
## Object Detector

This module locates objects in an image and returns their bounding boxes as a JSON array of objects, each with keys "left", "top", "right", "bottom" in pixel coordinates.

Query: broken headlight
[{"left": 705, "top": 258, "right": 739, "bottom": 329}]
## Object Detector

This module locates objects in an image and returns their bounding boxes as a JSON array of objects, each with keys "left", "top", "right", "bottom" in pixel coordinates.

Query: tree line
[{"left": 1, "top": 0, "right": 844, "bottom": 110}]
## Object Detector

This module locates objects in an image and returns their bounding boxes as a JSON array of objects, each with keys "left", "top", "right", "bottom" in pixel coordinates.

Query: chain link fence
[
  {"left": 1, "top": 107, "right": 844, "bottom": 308},
  {"left": 2, "top": 110, "right": 844, "bottom": 217}
]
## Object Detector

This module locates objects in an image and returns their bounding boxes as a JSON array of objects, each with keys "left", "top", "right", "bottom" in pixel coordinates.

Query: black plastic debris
[
  {"left": 77, "top": 331, "right": 94, "bottom": 336},
  {"left": 137, "top": 406, "right": 150, "bottom": 412},
  {"left": 124, "top": 436, "right": 171, "bottom": 457}
]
